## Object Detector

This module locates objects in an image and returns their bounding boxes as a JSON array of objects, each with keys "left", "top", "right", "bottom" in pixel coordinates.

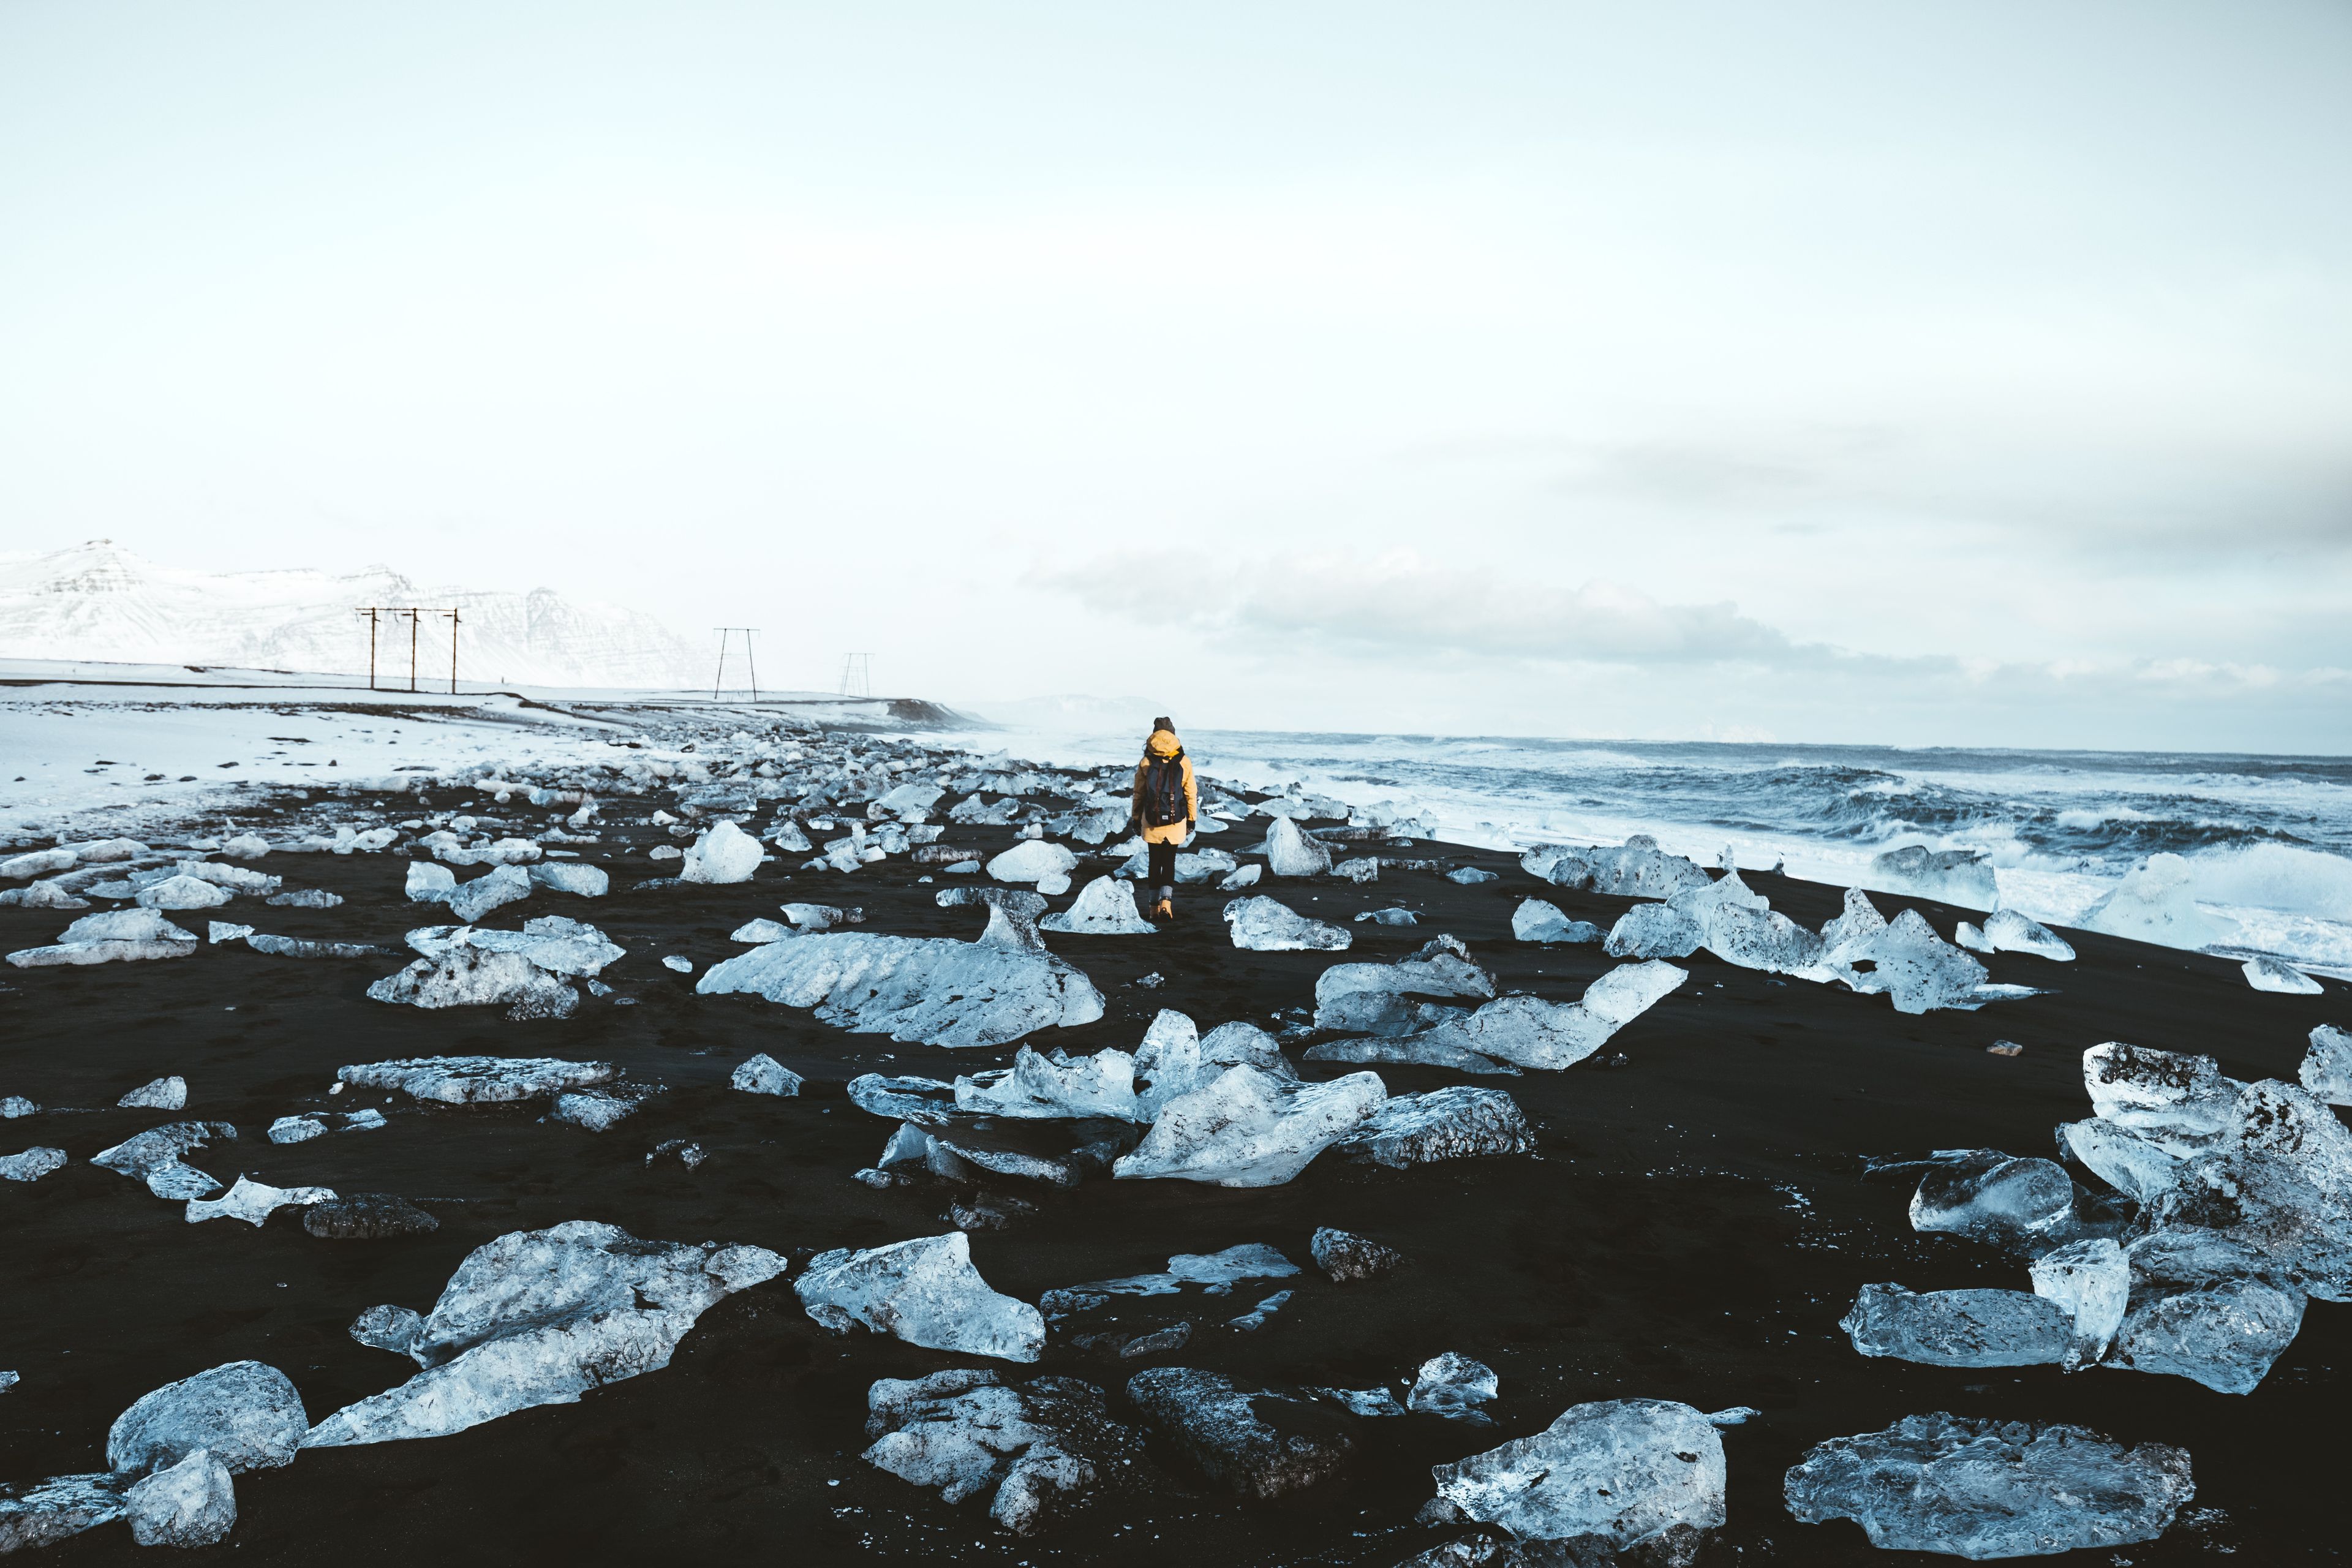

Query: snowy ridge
[{"left": 0, "top": 541, "right": 701, "bottom": 690}]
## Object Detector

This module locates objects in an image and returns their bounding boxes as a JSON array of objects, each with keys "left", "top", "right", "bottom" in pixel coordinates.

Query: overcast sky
[{"left": 4, "top": 1, "right": 2347, "bottom": 749}]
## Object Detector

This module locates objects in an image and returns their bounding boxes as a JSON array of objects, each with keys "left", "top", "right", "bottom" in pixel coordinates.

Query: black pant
[{"left": 1147, "top": 839, "right": 1178, "bottom": 894}]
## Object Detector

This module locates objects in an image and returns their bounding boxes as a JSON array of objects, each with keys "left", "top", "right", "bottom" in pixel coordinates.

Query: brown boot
[{"left": 1153, "top": 897, "right": 1174, "bottom": 922}]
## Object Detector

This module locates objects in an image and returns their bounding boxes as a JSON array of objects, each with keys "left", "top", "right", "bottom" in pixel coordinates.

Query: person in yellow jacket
[{"left": 1129, "top": 716, "right": 1197, "bottom": 921}]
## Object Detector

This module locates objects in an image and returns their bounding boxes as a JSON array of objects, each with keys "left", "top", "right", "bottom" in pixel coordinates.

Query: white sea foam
[{"left": 985, "top": 725, "right": 2352, "bottom": 979}]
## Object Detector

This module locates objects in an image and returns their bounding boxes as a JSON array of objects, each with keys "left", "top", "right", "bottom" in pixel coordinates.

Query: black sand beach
[{"left": 2, "top": 799, "right": 2343, "bottom": 1565}]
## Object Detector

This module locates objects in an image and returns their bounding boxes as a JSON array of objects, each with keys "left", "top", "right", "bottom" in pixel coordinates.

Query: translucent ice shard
[
  {"left": 1430, "top": 1398, "right": 1725, "bottom": 1550},
  {"left": 2109, "top": 1279, "right": 2305, "bottom": 1394},
  {"left": 1039, "top": 876, "right": 1155, "bottom": 935},
  {"left": 696, "top": 891, "right": 1104, "bottom": 1049},
  {"left": 1114, "top": 1067, "right": 1385, "bottom": 1188},
  {"left": 1784, "top": 1412, "right": 2193, "bottom": 1559},
  {"left": 862, "top": 1369, "right": 1146, "bottom": 1534},
  {"left": 307, "top": 1221, "right": 783, "bottom": 1444},
  {"left": 2078, "top": 853, "right": 2218, "bottom": 948},
  {"left": 1510, "top": 900, "right": 1601, "bottom": 944},
  {"left": 1313, "top": 936, "right": 1494, "bottom": 1035},
  {"left": 1981, "top": 908, "right": 2075, "bottom": 960},
  {"left": 1223, "top": 895, "right": 1351, "bottom": 951},
  {"left": 2302, "top": 1024, "right": 2352, "bottom": 1106},
  {"left": 1839, "top": 1283, "right": 2071, "bottom": 1367},
  {"left": 2244, "top": 956, "right": 2323, "bottom": 995},
  {"left": 796, "top": 1232, "right": 1044, "bottom": 1362},
  {"left": 2028, "top": 1237, "right": 2128, "bottom": 1369},
  {"left": 1526, "top": 836, "right": 1713, "bottom": 900}
]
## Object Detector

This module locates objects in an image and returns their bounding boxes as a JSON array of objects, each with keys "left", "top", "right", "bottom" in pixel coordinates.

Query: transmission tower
[
  {"left": 712, "top": 628, "right": 761, "bottom": 701},
  {"left": 838, "top": 652, "right": 873, "bottom": 699}
]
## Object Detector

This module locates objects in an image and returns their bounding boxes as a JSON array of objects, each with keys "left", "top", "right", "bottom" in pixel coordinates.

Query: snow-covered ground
[{"left": 0, "top": 661, "right": 970, "bottom": 842}]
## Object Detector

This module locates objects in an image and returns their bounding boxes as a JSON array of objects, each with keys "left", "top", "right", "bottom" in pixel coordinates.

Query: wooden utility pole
[
  {"left": 355, "top": 608, "right": 385, "bottom": 690},
  {"left": 442, "top": 609, "right": 461, "bottom": 694}
]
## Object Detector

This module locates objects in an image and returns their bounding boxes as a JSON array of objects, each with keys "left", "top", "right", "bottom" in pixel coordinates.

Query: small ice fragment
[
  {"left": 731, "top": 1054, "right": 803, "bottom": 1096},
  {"left": 118, "top": 1075, "right": 188, "bottom": 1110},
  {"left": 2243, "top": 956, "right": 2323, "bottom": 995}
]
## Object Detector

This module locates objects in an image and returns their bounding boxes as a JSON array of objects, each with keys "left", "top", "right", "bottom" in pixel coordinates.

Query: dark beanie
[{"left": 1151, "top": 715, "right": 1173, "bottom": 731}]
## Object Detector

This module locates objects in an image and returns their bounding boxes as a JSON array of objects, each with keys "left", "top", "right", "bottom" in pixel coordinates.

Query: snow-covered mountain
[{"left": 0, "top": 540, "right": 703, "bottom": 690}]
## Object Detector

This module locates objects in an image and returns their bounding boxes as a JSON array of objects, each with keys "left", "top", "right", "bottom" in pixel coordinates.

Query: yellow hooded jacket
[{"left": 1131, "top": 728, "right": 1197, "bottom": 846}]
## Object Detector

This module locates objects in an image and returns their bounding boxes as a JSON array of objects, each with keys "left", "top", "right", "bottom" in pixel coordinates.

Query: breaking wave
[{"left": 992, "top": 727, "right": 2352, "bottom": 978}]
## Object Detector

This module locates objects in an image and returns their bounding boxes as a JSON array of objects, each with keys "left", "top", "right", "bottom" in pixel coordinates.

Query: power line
[
  {"left": 712, "top": 628, "right": 760, "bottom": 702},
  {"left": 355, "top": 606, "right": 457, "bottom": 694},
  {"left": 838, "top": 652, "right": 873, "bottom": 699}
]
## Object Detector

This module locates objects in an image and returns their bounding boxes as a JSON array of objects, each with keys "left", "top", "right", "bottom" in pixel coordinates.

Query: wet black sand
[{"left": 2, "top": 809, "right": 2344, "bottom": 1565}]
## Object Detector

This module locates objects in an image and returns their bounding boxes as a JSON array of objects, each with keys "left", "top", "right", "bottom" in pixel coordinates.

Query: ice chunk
[
  {"left": 1954, "top": 920, "right": 1994, "bottom": 953},
  {"left": 185, "top": 1175, "right": 337, "bottom": 1226},
  {"left": 135, "top": 873, "right": 234, "bottom": 910},
  {"left": 405, "top": 862, "right": 457, "bottom": 903},
  {"left": 730, "top": 1054, "right": 802, "bottom": 1096},
  {"left": 1223, "top": 895, "right": 1351, "bottom": 951},
  {"left": 549, "top": 1083, "right": 663, "bottom": 1130},
  {"left": 1, "top": 1096, "right": 36, "bottom": 1117},
  {"left": 2078, "top": 853, "right": 2218, "bottom": 947},
  {"left": 1907, "top": 1150, "right": 2082, "bottom": 1253},
  {"left": 2081, "top": 1041, "right": 2240, "bottom": 1139},
  {"left": 1407, "top": 1353, "right": 1497, "bottom": 1423},
  {"left": 1263, "top": 818, "right": 1332, "bottom": 878},
  {"left": 266, "top": 886, "right": 344, "bottom": 908},
  {"left": 1313, "top": 936, "right": 1494, "bottom": 1035},
  {"left": 1602, "top": 901, "right": 1702, "bottom": 959},
  {"left": 1339, "top": 1087, "right": 1534, "bottom": 1167},
  {"left": 0, "top": 1147, "right": 67, "bottom": 1182},
  {"left": 1981, "top": 908, "right": 2075, "bottom": 960},
  {"left": 2301, "top": 1023, "right": 2352, "bottom": 1106},
  {"left": 91, "top": 1121, "right": 237, "bottom": 1199},
  {"left": 2029, "top": 1237, "right": 2128, "bottom": 1369},
  {"left": 1869, "top": 845, "right": 1997, "bottom": 908},
  {"left": 124, "top": 1448, "right": 235, "bottom": 1548},
  {"left": 988, "top": 839, "right": 1078, "bottom": 884},
  {"left": 108, "top": 1360, "right": 307, "bottom": 1475},
  {"left": 217, "top": 834, "right": 271, "bottom": 861},
  {"left": 1175, "top": 848, "right": 1239, "bottom": 884},
  {"left": 1, "top": 847, "right": 77, "bottom": 879},
  {"left": 339, "top": 1056, "right": 616, "bottom": 1104},
  {"left": 957, "top": 1044, "right": 1142, "bottom": 1121},
  {"left": 796, "top": 1232, "right": 1044, "bottom": 1361},
  {"left": 7, "top": 906, "right": 198, "bottom": 967},
  {"left": 463, "top": 915, "right": 625, "bottom": 976},
  {"left": 1430, "top": 1398, "right": 1725, "bottom": 1550},
  {"left": 731, "top": 918, "right": 793, "bottom": 943},
  {"left": 306, "top": 1221, "right": 784, "bottom": 1445},
  {"left": 245, "top": 932, "right": 400, "bottom": 960},
  {"left": 118, "top": 1075, "right": 187, "bottom": 1110},
  {"left": 862, "top": 1369, "right": 1147, "bottom": 1534},
  {"left": 1115, "top": 1067, "right": 1386, "bottom": 1188},
  {"left": 1311, "top": 1227, "right": 1403, "bottom": 1283},
  {"left": 1218, "top": 862, "right": 1263, "bottom": 891},
  {"left": 303, "top": 1194, "right": 440, "bottom": 1238},
  {"left": 1783, "top": 1412, "right": 2194, "bottom": 1558},
  {"left": 527, "top": 861, "right": 609, "bottom": 897},
  {"left": 172, "top": 860, "right": 279, "bottom": 893},
  {"left": 1511, "top": 900, "right": 1601, "bottom": 944},
  {"left": 0, "top": 1473, "right": 129, "bottom": 1553},
  {"left": 696, "top": 898, "right": 1104, "bottom": 1050},
  {"left": 448, "top": 863, "right": 532, "bottom": 923},
  {"left": 366, "top": 946, "right": 579, "bottom": 1019},
  {"left": 1039, "top": 875, "right": 1155, "bottom": 935},
  {"left": 1839, "top": 1283, "right": 2071, "bottom": 1366},
  {"left": 1821, "top": 905, "right": 1991, "bottom": 1014},
  {"left": 0, "top": 879, "right": 88, "bottom": 910},
  {"left": 2244, "top": 955, "right": 2323, "bottom": 995},
  {"left": 1125, "top": 1367, "right": 1356, "bottom": 1498},
  {"left": 2109, "top": 1280, "right": 2305, "bottom": 1394},
  {"left": 1328, "top": 963, "right": 1687, "bottom": 1074},
  {"left": 1528, "top": 836, "right": 1712, "bottom": 899},
  {"left": 1040, "top": 1243, "right": 1299, "bottom": 1319}
]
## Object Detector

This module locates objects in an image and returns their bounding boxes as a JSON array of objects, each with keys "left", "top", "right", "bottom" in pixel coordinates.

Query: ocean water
[{"left": 990, "top": 728, "right": 2352, "bottom": 980}]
